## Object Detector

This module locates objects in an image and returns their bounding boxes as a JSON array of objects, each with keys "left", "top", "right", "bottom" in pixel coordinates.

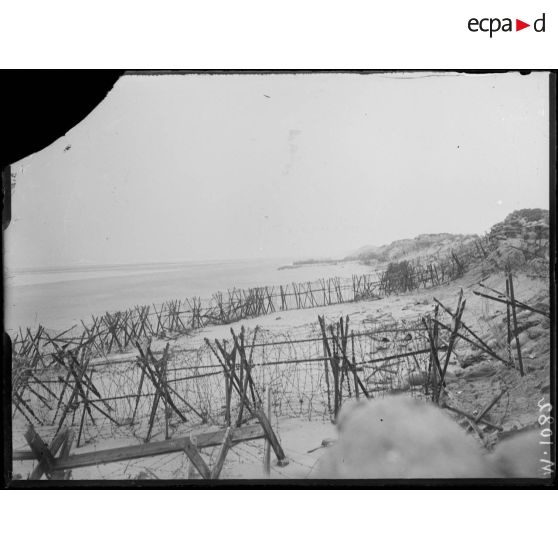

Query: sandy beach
[{"left": 11, "top": 258, "right": 551, "bottom": 480}]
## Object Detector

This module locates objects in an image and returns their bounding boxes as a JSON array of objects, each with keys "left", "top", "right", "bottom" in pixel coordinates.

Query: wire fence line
[
  {"left": 13, "top": 313, "right": 445, "bottom": 448},
  {"left": 10, "top": 231, "right": 514, "bottom": 454},
  {"left": 12, "top": 232, "right": 498, "bottom": 376},
  {"left": 15, "top": 271, "right": 533, "bottom": 458},
  {"left": 13, "top": 227, "right": 544, "bottom": 457},
  {"left": 13, "top": 282, "right": 539, "bottom": 483}
]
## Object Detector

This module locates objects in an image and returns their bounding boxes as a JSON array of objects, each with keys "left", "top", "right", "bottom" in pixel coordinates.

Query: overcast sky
[{"left": 5, "top": 72, "right": 549, "bottom": 270}]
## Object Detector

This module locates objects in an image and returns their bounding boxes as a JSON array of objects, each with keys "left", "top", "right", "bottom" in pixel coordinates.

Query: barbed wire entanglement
[
  {"left": 9, "top": 233, "right": 497, "bottom": 374},
  {"left": 13, "top": 313, "right": 435, "bottom": 442},
  {"left": 12, "top": 268, "right": 550, "bottom": 480},
  {"left": 15, "top": 283, "right": 536, "bottom": 449}
]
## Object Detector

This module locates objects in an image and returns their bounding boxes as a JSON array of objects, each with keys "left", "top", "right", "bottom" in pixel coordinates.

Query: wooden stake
[
  {"left": 211, "top": 427, "right": 233, "bottom": 479},
  {"left": 507, "top": 273, "right": 524, "bottom": 376},
  {"left": 25, "top": 425, "right": 57, "bottom": 480},
  {"left": 264, "top": 387, "right": 272, "bottom": 476},
  {"left": 440, "top": 294, "right": 465, "bottom": 387},
  {"left": 320, "top": 316, "right": 332, "bottom": 414},
  {"left": 184, "top": 435, "right": 210, "bottom": 479},
  {"left": 474, "top": 389, "right": 507, "bottom": 425},
  {"left": 51, "top": 429, "right": 75, "bottom": 480},
  {"left": 505, "top": 278, "right": 513, "bottom": 364},
  {"left": 254, "top": 407, "right": 287, "bottom": 463}
]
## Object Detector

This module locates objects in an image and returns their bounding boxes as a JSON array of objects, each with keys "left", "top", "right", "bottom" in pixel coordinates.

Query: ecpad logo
[{"left": 468, "top": 13, "right": 546, "bottom": 37}]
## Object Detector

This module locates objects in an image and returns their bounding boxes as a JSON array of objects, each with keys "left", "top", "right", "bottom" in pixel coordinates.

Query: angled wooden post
[
  {"left": 211, "top": 427, "right": 233, "bottom": 479},
  {"left": 507, "top": 272, "right": 524, "bottom": 376},
  {"left": 505, "top": 277, "right": 513, "bottom": 364},
  {"left": 319, "top": 316, "right": 340, "bottom": 417},
  {"left": 439, "top": 292, "right": 465, "bottom": 388},
  {"left": 329, "top": 320, "right": 369, "bottom": 400},
  {"left": 51, "top": 429, "right": 75, "bottom": 480},
  {"left": 352, "top": 330, "right": 360, "bottom": 398},
  {"left": 25, "top": 425, "right": 65, "bottom": 480},
  {"left": 131, "top": 364, "right": 147, "bottom": 424},
  {"left": 321, "top": 318, "right": 332, "bottom": 414},
  {"left": 423, "top": 311, "right": 442, "bottom": 404},
  {"left": 184, "top": 435, "right": 211, "bottom": 479},
  {"left": 263, "top": 388, "right": 272, "bottom": 476},
  {"left": 253, "top": 407, "right": 287, "bottom": 464},
  {"left": 76, "top": 380, "right": 92, "bottom": 448}
]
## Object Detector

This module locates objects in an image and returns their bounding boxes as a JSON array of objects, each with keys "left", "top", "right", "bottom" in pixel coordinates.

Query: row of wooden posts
[
  {"left": 15, "top": 328, "right": 289, "bottom": 480},
  {"left": 316, "top": 277, "right": 539, "bottom": 423},
  {"left": 12, "top": 235, "right": 490, "bottom": 371},
  {"left": 14, "top": 273, "right": 541, "bottom": 480},
  {"left": 15, "top": 271, "right": 540, "bottom": 435},
  {"left": 15, "top": 277, "right": 538, "bottom": 442},
  {"left": 473, "top": 271, "right": 549, "bottom": 376},
  {"left": 14, "top": 314, "right": 427, "bottom": 480},
  {"left": 12, "top": 223, "right": 545, "bottom": 383},
  {"left": 13, "top": 320, "right": 428, "bottom": 446}
]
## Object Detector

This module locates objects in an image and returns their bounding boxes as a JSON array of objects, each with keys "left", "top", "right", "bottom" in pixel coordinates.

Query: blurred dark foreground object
[{"left": 313, "top": 395, "right": 544, "bottom": 479}]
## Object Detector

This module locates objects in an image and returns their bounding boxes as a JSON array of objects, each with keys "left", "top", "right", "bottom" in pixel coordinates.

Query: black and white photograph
[{"left": 2, "top": 70, "right": 554, "bottom": 484}]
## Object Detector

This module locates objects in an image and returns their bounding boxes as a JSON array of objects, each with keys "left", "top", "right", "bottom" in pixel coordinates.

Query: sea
[{"left": 4, "top": 258, "right": 372, "bottom": 333}]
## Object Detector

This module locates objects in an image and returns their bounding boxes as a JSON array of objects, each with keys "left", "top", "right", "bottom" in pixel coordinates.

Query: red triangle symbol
[{"left": 516, "top": 19, "right": 530, "bottom": 31}]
